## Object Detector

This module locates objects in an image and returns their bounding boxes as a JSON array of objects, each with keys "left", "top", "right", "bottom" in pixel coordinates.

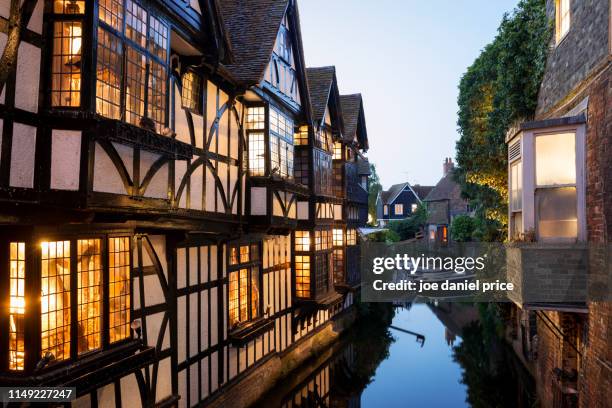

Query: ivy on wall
[{"left": 455, "top": 0, "right": 550, "bottom": 241}]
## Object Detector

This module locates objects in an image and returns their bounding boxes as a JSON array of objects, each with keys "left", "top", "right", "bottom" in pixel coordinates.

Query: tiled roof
[
  {"left": 306, "top": 66, "right": 335, "bottom": 124},
  {"left": 411, "top": 185, "right": 434, "bottom": 201},
  {"left": 218, "top": 0, "right": 289, "bottom": 84},
  {"left": 380, "top": 183, "right": 410, "bottom": 204},
  {"left": 424, "top": 171, "right": 461, "bottom": 201},
  {"left": 339, "top": 94, "right": 361, "bottom": 142}
]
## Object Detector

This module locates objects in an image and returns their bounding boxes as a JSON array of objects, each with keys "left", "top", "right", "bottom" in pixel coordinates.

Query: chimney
[{"left": 443, "top": 157, "right": 454, "bottom": 176}]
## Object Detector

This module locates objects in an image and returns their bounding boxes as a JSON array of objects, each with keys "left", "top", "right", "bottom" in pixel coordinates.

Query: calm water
[
  {"left": 254, "top": 302, "right": 536, "bottom": 408},
  {"left": 361, "top": 304, "right": 469, "bottom": 407}
]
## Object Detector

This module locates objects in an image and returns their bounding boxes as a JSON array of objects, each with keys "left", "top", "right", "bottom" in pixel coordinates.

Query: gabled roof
[
  {"left": 339, "top": 93, "right": 368, "bottom": 149},
  {"left": 218, "top": 0, "right": 289, "bottom": 84},
  {"left": 424, "top": 171, "right": 461, "bottom": 202},
  {"left": 380, "top": 183, "right": 410, "bottom": 205},
  {"left": 306, "top": 66, "right": 335, "bottom": 124}
]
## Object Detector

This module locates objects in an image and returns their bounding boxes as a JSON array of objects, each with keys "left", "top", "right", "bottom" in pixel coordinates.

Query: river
[{"left": 254, "top": 302, "right": 537, "bottom": 407}]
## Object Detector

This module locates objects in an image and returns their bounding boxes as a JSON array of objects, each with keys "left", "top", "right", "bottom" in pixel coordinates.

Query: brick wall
[{"left": 536, "top": 0, "right": 610, "bottom": 116}]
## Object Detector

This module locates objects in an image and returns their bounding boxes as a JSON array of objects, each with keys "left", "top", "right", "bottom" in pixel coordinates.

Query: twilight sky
[{"left": 298, "top": 0, "right": 518, "bottom": 189}]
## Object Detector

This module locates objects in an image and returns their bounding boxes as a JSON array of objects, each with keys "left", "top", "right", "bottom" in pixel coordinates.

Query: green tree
[
  {"left": 455, "top": 0, "right": 550, "bottom": 241},
  {"left": 451, "top": 215, "right": 476, "bottom": 242},
  {"left": 368, "top": 163, "right": 382, "bottom": 225},
  {"left": 388, "top": 203, "right": 428, "bottom": 241}
]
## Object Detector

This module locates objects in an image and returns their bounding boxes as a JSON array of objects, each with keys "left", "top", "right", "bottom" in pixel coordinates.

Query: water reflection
[{"left": 253, "top": 302, "right": 537, "bottom": 408}]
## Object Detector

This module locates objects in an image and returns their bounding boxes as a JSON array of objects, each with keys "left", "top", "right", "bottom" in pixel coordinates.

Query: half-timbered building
[{"left": 0, "top": 0, "right": 371, "bottom": 406}]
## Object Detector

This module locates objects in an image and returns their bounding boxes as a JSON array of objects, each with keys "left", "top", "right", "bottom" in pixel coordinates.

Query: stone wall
[{"left": 536, "top": 0, "right": 610, "bottom": 116}]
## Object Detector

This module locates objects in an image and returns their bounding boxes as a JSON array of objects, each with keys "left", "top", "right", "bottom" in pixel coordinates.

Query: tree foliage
[
  {"left": 388, "top": 204, "right": 428, "bottom": 241},
  {"left": 368, "top": 163, "right": 382, "bottom": 225},
  {"left": 451, "top": 215, "right": 476, "bottom": 242},
  {"left": 455, "top": 0, "right": 550, "bottom": 241}
]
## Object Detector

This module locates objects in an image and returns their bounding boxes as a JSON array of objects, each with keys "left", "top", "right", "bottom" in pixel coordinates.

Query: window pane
[
  {"left": 510, "top": 160, "right": 522, "bottom": 211},
  {"left": 148, "top": 60, "right": 167, "bottom": 133},
  {"left": 229, "top": 271, "right": 239, "bottom": 326},
  {"left": 126, "top": 0, "right": 147, "bottom": 48},
  {"left": 96, "top": 28, "right": 122, "bottom": 119},
  {"left": 109, "top": 237, "right": 130, "bottom": 343},
  {"left": 52, "top": 21, "right": 82, "bottom": 107},
  {"left": 9, "top": 242, "right": 25, "bottom": 370},
  {"left": 248, "top": 132, "right": 265, "bottom": 176},
  {"left": 295, "top": 255, "right": 311, "bottom": 298},
  {"left": 535, "top": 132, "right": 575, "bottom": 186},
  {"left": 536, "top": 187, "right": 577, "bottom": 239},
  {"left": 239, "top": 269, "right": 248, "bottom": 322},
  {"left": 181, "top": 71, "right": 201, "bottom": 113},
  {"left": 148, "top": 15, "right": 168, "bottom": 62},
  {"left": 41, "top": 240, "right": 71, "bottom": 361},
  {"left": 54, "top": 0, "right": 85, "bottom": 14},
  {"left": 99, "top": 0, "right": 123, "bottom": 30},
  {"left": 125, "top": 46, "right": 146, "bottom": 126},
  {"left": 250, "top": 267, "right": 260, "bottom": 319},
  {"left": 77, "top": 239, "right": 102, "bottom": 354}
]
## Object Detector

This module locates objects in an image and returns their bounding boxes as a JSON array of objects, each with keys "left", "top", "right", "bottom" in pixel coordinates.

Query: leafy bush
[
  {"left": 368, "top": 229, "right": 400, "bottom": 243},
  {"left": 451, "top": 215, "right": 476, "bottom": 242},
  {"left": 455, "top": 0, "right": 550, "bottom": 241},
  {"left": 388, "top": 204, "right": 428, "bottom": 241}
]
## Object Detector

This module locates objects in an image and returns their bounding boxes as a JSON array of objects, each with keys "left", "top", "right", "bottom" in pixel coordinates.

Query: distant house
[
  {"left": 376, "top": 182, "right": 433, "bottom": 226},
  {"left": 424, "top": 158, "right": 471, "bottom": 243}
]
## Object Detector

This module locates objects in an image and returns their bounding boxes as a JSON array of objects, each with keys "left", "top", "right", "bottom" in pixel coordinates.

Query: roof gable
[
  {"left": 306, "top": 66, "right": 344, "bottom": 132},
  {"left": 339, "top": 94, "right": 368, "bottom": 149}
]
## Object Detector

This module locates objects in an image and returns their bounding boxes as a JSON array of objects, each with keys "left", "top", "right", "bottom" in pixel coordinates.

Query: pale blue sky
[{"left": 298, "top": 0, "right": 518, "bottom": 188}]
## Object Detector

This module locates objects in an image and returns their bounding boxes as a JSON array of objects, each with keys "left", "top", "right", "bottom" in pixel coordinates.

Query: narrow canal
[{"left": 254, "top": 302, "right": 537, "bottom": 408}]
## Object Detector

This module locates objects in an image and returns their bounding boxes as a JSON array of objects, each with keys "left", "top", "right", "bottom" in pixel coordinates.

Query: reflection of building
[
  {"left": 445, "top": 328, "right": 456, "bottom": 347},
  {"left": 505, "top": 1, "right": 610, "bottom": 407},
  {"left": 424, "top": 158, "right": 471, "bottom": 243},
  {"left": 0, "top": 0, "right": 370, "bottom": 406}
]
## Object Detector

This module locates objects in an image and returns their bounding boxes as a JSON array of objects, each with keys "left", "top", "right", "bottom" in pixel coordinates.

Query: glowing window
[
  {"left": 148, "top": 59, "right": 167, "bottom": 132},
  {"left": 394, "top": 204, "right": 404, "bottom": 215},
  {"left": 96, "top": 28, "right": 122, "bottom": 120},
  {"left": 510, "top": 161, "right": 523, "bottom": 212},
  {"left": 346, "top": 229, "right": 357, "bottom": 246},
  {"left": 9, "top": 242, "right": 25, "bottom": 371},
  {"left": 41, "top": 240, "right": 71, "bottom": 362},
  {"left": 54, "top": 0, "right": 85, "bottom": 14},
  {"left": 383, "top": 205, "right": 388, "bottom": 216},
  {"left": 126, "top": 0, "right": 147, "bottom": 47},
  {"left": 295, "top": 255, "right": 311, "bottom": 298},
  {"left": 125, "top": 46, "right": 146, "bottom": 126},
  {"left": 295, "top": 231, "right": 310, "bottom": 252},
  {"left": 77, "top": 239, "right": 102, "bottom": 354},
  {"left": 248, "top": 132, "right": 265, "bottom": 176},
  {"left": 51, "top": 21, "right": 82, "bottom": 107},
  {"left": 411, "top": 203, "right": 418, "bottom": 213},
  {"left": 181, "top": 71, "right": 202, "bottom": 113},
  {"left": 294, "top": 125, "right": 308, "bottom": 145},
  {"left": 333, "top": 142, "right": 343, "bottom": 160},
  {"left": 228, "top": 243, "right": 260, "bottom": 328},
  {"left": 99, "top": 0, "right": 123, "bottom": 30},
  {"left": 333, "top": 229, "right": 344, "bottom": 246},
  {"left": 535, "top": 133, "right": 575, "bottom": 186},
  {"left": 109, "top": 237, "right": 130, "bottom": 343},
  {"left": 246, "top": 107, "right": 265, "bottom": 130}
]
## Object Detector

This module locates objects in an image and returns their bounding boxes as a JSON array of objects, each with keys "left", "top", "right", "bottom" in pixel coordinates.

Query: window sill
[{"left": 228, "top": 317, "right": 274, "bottom": 347}]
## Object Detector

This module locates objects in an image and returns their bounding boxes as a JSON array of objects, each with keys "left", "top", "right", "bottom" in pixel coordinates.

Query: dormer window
[{"left": 556, "top": 0, "right": 570, "bottom": 43}]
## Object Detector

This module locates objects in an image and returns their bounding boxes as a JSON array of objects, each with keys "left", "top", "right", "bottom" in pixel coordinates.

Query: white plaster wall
[
  {"left": 10, "top": 123, "right": 36, "bottom": 188},
  {"left": 93, "top": 144, "right": 125, "bottom": 194},
  {"left": 250, "top": 187, "right": 266, "bottom": 215},
  {"left": 15, "top": 41, "right": 40, "bottom": 112},
  {"left": 50, "top": 130, "right": 81, "bottom": 190}
]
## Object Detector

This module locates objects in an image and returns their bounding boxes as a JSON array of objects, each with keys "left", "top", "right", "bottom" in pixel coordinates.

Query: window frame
[
  {"left": 227, "top": 242, "right": 262, "bottom": 330},
  {"left": 95, "top": 0, "right": 170, "bottom": 133},
  {"left": 555, "top": 0, "right": 571, "bottom": 44},
  {"left": 4, "top": 233, "right": 133, "bottom": 372},
  {"left": 394, "top": 203, "right": 403, "bottom": 216}
]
